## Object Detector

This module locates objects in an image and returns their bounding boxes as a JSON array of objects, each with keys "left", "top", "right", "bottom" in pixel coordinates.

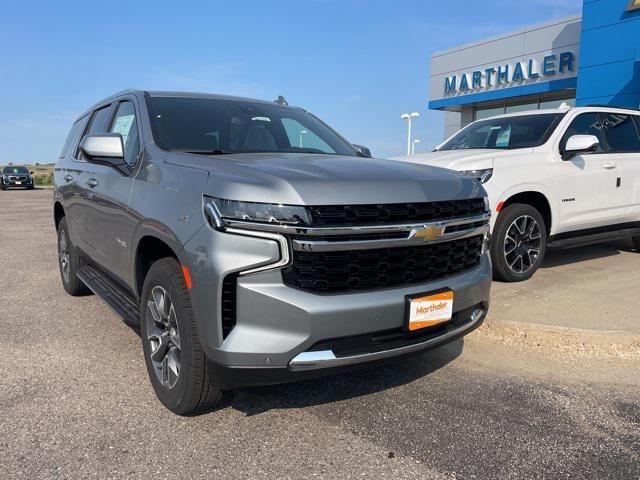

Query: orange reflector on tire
[{"left": 181, "top": 265, "right": 193, "bottom": 289}]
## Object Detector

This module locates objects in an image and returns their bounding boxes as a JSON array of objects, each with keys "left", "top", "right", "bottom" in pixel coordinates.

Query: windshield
[
  {"left": 3, "top": 166, "right": 29, "bottom": 174},
  {"left": 438, "top": 113, "right": 565, "bottom": 151},
  {"left": 146, "top": 97, "right": 358, "bottom": 157}
]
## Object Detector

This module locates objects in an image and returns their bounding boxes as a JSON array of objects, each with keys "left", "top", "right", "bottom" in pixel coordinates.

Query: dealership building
[{"left": 429, "top": 0, "right": 640, "bottom": 138}]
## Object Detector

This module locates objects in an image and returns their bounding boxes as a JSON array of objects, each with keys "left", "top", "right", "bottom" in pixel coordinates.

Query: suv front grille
[
  {"left": 282, "top": 235, "right": 484, "bottom": 293},
  {"left": 308, "top": 198, "right": 486, "bottom": 226}
]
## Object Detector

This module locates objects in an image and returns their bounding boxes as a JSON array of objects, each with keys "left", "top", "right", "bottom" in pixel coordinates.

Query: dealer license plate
[{"left": 405, "top": 290, "right": 454, "bottom": 331}]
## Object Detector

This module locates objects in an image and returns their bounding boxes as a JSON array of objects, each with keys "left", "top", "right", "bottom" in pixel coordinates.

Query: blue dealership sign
[{"left": 444, "top": 51, "right": 575, "bottom": 95}]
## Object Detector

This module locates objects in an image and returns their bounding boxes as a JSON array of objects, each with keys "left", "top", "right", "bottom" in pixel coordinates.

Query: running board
[
  {"left": 547, "top": 227, "right": 640, "bottom": 250},
  {"left": 76, "top": 265, "right": 140, "bottom": 326}
]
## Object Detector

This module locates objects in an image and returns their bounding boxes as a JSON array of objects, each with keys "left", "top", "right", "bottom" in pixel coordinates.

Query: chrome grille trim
[
  {"left": 223, "top": 212, "right": 490, "bottom": 239},
  {"left": 291, "top": 213, "right": 490, "bottom": 252}
]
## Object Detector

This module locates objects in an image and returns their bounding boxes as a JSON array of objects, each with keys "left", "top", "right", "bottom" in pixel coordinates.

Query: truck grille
[
  {"left": 308, "top": 198, "right": 486, "bottom": 226},
  {"left": 282, "top": 234, "right": 484, "bottom": 293}
]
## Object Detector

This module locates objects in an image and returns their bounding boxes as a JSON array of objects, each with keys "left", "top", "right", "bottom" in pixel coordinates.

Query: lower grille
[
  {"left": 282, "top": 235, "right": 484, "bottom": 293},
  {"left": 306, "top": 304, "right": 483, "bottom": 357},
  {"left": 221, "top": 274, "right": 237, "bottom": 339}
]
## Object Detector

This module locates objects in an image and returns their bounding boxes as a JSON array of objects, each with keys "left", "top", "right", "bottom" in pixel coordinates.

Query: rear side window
[
  {"left": 59, "top": 115, "right": 89, "bottom": 159},
  {"left": 601, "top": 113, "right": 640, "bottom": 153},
  {"left": 560, "top": 113, "right": 606, "bottom": 153}
]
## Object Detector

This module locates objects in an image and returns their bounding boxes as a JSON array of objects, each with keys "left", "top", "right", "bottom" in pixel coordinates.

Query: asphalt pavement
[{"left": 1, "top": 188, "right": 639, "bottom": 480}]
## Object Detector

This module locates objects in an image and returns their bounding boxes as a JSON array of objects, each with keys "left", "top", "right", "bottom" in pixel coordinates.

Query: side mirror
[
  {"left": 562, "top": 134, "right": 600, "bottom": 160},
  {"left": 353, "top": 144, "right": 372, "bottom": 158},
  {"left": 30, "top": 171, "right": 34, "bottom": 175},
  {"left": 80, "top": 133, "right": 130, "bottom": 174}
]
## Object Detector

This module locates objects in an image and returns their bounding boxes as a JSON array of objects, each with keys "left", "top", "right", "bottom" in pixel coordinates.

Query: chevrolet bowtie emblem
[{"left": 414, "top": 225, "right": 446, "bottom": 241}]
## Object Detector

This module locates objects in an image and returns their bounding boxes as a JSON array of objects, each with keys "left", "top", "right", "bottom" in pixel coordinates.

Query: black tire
[
  {"left": 491, "top": 203, "right": 547, "bottom": 282},
  {"left": 28, "top": 185, "right": 34, "bottom": 190},
  {"left": 140, "top": 257, "right": 223, "bottom": 415},
  {"left": 57, "top": 217, "right": 91, "bottom": 296},
  {"left": 632, "top": 236, "right": 640, "bottom": 250}
]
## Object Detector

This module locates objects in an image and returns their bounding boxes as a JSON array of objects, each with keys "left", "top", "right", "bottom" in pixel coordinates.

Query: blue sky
[{"left": 0, "top": 0, "right": 582, "bottom": 163}]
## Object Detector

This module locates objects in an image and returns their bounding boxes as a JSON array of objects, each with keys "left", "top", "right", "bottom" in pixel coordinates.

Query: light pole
[
  {"left": 299, "top": 130, "right": 308, "bottom": 147},
  {"left": 401, "top": 112, "right": 419, "bottom": 156},
  {"left": 411, "top": 139, "right": 421, "bottom": 156}
]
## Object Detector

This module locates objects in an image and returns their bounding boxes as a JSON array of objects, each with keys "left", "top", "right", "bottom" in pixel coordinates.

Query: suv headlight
[
  {"left": 204, "top": 197, "right": 312, "bottom": 231},
  {"left": 458, "top": 168, "right": 493, "bottom": 184}
]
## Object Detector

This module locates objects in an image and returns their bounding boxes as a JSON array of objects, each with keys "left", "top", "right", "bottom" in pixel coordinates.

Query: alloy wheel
[
  {"left": 58, "top": 229, "right": 71, "bottom": 284},
  {"left": 503, "top": 215, "right": 542, "bottom": 274},
  {"left": 146, "top": 286, "right": 182, "bottom": 390}
]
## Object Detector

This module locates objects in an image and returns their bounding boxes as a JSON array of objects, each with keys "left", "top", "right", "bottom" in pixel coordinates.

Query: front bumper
[
  {"left": 183, "top": 224, "right": 492, "bottom": 390},
  {"left": 208, "top": 302, "right": 487, "bottom": 389},
  {"left": 2, "top": 177, "right": 33, "bottom": 187}
]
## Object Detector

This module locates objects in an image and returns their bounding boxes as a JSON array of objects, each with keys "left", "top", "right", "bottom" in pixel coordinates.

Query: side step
[
  {"left": 76, "top": 265, "right": 140, "bottom": 326},
  {"left": 547, "top": 227, "right": 640, "bottom": 250}
]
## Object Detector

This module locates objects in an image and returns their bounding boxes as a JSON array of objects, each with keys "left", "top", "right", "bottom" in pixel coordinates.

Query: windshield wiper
[{"left": 181, "top": 149, "right": 231, "bottom": 155}]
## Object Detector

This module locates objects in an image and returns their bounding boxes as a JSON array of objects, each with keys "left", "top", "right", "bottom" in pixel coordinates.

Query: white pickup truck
[{"left": 393, "top": 106, "right": 640, "bottom": 281}]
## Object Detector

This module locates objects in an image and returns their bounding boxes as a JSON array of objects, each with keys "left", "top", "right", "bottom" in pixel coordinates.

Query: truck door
[
  {"left": 554, "top": 112, "right": 626, "bottom": 233},
  {"left": 81, "top": 98, "right": 141, "bottom": 286},
  {"left": 598, "top": 112, "right": 640, "bottom": 223}
]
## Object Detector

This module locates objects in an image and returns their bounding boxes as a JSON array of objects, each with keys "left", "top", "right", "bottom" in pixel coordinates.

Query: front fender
[{"left": 484, "top": 181, "right": 556, "bottom": 234}]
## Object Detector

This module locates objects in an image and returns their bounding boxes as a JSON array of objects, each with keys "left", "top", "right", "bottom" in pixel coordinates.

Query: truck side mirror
[
  {"left": 353, "top": 144, "right": 372, "bottom": 158},
  {"left": 562, "top": 135, "right": 599, "bottom": 161},
  {"left": 80, "top": 133, "right": 131, "bottom": 174}
]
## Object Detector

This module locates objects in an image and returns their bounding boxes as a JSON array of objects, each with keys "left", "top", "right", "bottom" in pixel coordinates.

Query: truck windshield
[
  {"left": 437, "top": 113, "right": 565, "bottom": 151},
  {"left": 146, "top": 97, "right": 359, "bottom": 157}
]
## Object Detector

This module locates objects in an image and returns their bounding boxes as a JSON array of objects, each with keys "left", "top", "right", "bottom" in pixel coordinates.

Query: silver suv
[{"left": 54, "top": 90, "right": 492, "bottom": 414}]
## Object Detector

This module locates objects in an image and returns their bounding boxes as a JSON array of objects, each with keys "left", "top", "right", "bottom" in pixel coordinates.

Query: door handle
[
  {"left": 86, "top": 178, "right": 99, "bottom": 188},
  {"left": 64, "top": 174, "right": 73, "bottom": 182},
  {"left": 603, "top": 162, "right": 616, "bottom": 170}
]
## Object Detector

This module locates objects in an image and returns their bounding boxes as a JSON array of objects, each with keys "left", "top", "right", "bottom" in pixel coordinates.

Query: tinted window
[
  {"left": 87, "top": 105, "right": 113, "bottom": 135},
  {"left": 438, "top": 114, "right": 564, "bottom": 151},
  {"left": 110, "top": 101, "right": 140, "bottom": 164},
  {"left": 634, "top": 116, "right": 640, "bottom": 136},
  {"left": 601, "top": 113, "right": 640, "bottom": 153},
  {"left": 59, "top": 115, "right": 89, "bottom": 159},
  {"left": 146, "top": 97, "right": 358, "bottom": 156},
  {"left": 560, "top": 113, "right": 606, "bottom": 153},
  {"left": 3, "top": 166, "right": 29, "bottom": 174}
]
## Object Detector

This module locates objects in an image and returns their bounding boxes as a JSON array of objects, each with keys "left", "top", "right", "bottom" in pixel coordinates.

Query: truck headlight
[
  {"left": 458, "top": 168, "right": 493, "bottom": 184},
  {"left": 204, "top": 197, "right": 312, "bottom": 231}
]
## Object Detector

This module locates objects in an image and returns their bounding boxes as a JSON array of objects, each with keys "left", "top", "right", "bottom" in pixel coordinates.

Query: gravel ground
[{"left": 1, "top": 189, "right": 639, "bottom": 480}]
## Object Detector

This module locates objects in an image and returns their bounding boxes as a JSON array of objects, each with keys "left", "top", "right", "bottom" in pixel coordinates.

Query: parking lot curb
[{"left": 479, "top": 316, "right": 640, "bottom": 357}]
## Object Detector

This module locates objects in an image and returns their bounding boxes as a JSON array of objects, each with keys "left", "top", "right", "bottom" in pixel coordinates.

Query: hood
[
  {"left": 163, "top": 152, "right": 484, "bottom": 205},
  {"left": 391, "top": 148, "right": 532, "bottom": 171}
]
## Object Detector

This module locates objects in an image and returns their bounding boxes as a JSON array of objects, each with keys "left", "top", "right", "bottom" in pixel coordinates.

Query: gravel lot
[{"left": 1, "top": 189, "right": 639, "bottom": 480}]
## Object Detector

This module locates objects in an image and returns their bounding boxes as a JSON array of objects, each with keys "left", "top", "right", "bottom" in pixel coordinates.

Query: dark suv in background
[
  {"left": 1, "top": 166, "right": 34, "bottom": 190},
  {"left": 54, "top": 90, "right": 492, "bottom": 415}
]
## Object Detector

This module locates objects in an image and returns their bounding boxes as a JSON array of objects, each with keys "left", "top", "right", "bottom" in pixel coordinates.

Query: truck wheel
[
  {"left": 140, "top": 257, "right": 223, "bottom": 415},
  {"left": 57, "top": 217, "right": 91, "bottom": 296},
  {"left": 491, "top": 203, "right": 547, "bottom": 282}
]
